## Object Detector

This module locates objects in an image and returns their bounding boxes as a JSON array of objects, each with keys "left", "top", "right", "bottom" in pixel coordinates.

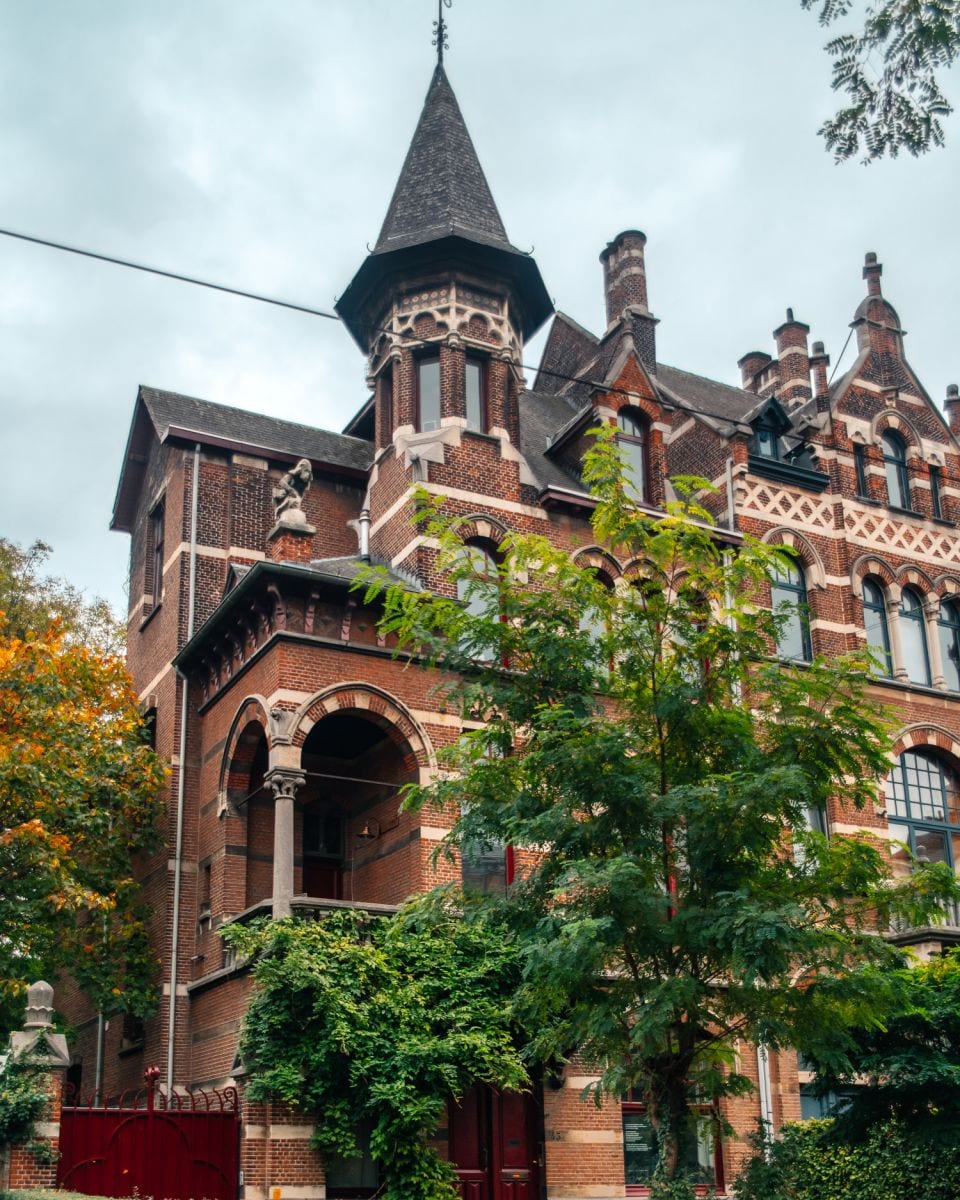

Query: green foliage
[
  {"left": 801, "top": 0, "right": 960, "bottom": 161},
  {"left": 0, "top": 538, "right": 124, "bottom": 657},
  {"left": 360, "top": 429, "right": 959, "bottom": 1181},
  {"left": 803, "top": 947, "right": 960, "bottom": 1138},
  {"left": 0, "top": 1056, "right": 49, "bottom": 1151},
  {"left": 734, "top": 1117, "right": 960, "bottom": 1200},
  {"left": 226, "top": 896, "right": 528, "bottom": 1200},
  {"left": 0, "top": 539, "right": 165, "bottom": 1037}
]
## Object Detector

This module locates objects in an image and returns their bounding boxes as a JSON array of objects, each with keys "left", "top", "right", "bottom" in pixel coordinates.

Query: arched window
[
  {"left": 886, "top": 749, "right": 960, "bottom": 923},
  {"left": 770, "top": 559, "right": 812, "bottom": 662},
  {"left": 862, "top": 579, "right": 892, "bottom": 676},
  {"left": 617, "top": 408, "right": 649, "bottom": 502},
  {"left": 457, "top": 543, "right": 499, "bottom": 662},
  {"left": 899, "top": 587, "right": 930, "bottom": 686},
  {"left": 939, "top": 599, "right": 960, "bottom": 693},
  {"left": 882, "top": 431, "right": 911, "bottom": 510}
]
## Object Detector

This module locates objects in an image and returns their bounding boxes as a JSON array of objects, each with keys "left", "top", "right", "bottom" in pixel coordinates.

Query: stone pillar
[
  {"left": 4, "top": 981, "right": 70, "bottom": 1190},
  {"left": 925, "top": 597, "right": 946, "bottom": 689},
  {"left": 886, "top": 593, "right": 909, "bottom": 684},
  {"left": 266, "top": 769, "right": 305, "bottom": 919}
]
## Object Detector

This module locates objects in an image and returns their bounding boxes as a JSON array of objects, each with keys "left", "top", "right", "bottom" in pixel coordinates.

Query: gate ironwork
[{"left": 57, "top": 1065, "right": 240, "bottom": 1200}]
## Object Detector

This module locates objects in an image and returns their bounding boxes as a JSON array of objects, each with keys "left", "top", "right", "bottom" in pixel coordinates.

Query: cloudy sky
[{"left": 2, "top": 1, "right": 957, "bottom": 617}]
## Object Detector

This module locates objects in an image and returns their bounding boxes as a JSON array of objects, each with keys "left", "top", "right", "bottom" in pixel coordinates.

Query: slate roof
[
  {"left": 139, "top": 386, "right": 374, "bottom": 472},
  {"left": 374, "top": 65, "right": 513, "bottom": 256},
  {"left": 519, "top": 389, "right": 588, "bottom": 492}
]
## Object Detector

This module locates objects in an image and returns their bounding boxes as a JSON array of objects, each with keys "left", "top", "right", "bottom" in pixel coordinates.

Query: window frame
[
  {"left": 753, "top": 419, "right": 781, "bottom": 461},
  {"left": 416, "top": 354, "right": 442, "bottom": 433},
  {"left": 616, "top": 408, "right": 651, "bottom": 503},
  {"left": 148, "top": 500, "right": 165, "bottom": 610},
  {"left": 853, "top": 444, "right": 869, "bottom": 497},
  {"left": 770, "top": 558, "right": 812, "bottom": 663},
  {"left": 862, "top": 578, "right": 892, "bottom": 677},
  {"left": 464, "top": 353, "right": 487, "bottom": 433},
  {"left": 886, "top": 748, "right": 960, "bottom": 926},
  {"left": 938, "top": 598, "right": 960, "bottom": 693},
  {"left": 881, "top": 431, "right": 911, "bottom": 511},
  {"left": 621, "top": 1093, "right": 723, "bottom": 1195},
  {"left": 898, "top": 586, "right": 931, "bottom": 686},
  {"left": 930, "top": 464, "right": 944, "bottom": 520}
]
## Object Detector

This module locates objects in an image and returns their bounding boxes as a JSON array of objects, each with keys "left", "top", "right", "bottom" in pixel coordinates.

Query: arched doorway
[{"left": 297, "top": 711, "right": 419, "bottom": 907}]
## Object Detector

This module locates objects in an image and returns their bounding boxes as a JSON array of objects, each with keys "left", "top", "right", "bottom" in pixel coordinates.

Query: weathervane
[{"left": 432, "top": 0, "right": 452, "bottom": 65}]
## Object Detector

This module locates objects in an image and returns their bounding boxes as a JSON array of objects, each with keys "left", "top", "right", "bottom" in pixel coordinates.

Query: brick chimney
[
  {"left": 738, "top": 351, "right": 773, "bottom": 395},
  {"left": 946, "top": 383, "right": 960, "bottom": 437},
  {"left": 600, "top": 230, "right": 657, "bottom": 370},
  {"left": 773, "top": 308, "right": 812, "bottom": 405},
  {"left": 810, "top": 340, "right": 831, "bottom": 410}
]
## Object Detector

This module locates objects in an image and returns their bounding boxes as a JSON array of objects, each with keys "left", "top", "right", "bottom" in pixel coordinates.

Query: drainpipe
[
  {"left": 167, "top": 443, "right": 201, "bottom": 1095},
  {"left": 359, "top": 506, "right": 371, "bottom": 560},
  {"left": 757, "top": 1043, "right": 775, "bottom": 1154}
]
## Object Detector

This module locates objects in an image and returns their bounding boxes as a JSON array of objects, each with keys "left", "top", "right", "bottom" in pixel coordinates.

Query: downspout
[
  {"left": 725, "top": 455, "right": 737, "bottom": 533},
  {"left": 167, "top": 442, "right": 201, "bottom": 1095},
  {"left": 756, "top": 1043, "right": 775, "bottom": 1153},
  {"left": 359, "top": 506, "right": 371, "bottom": 560}
]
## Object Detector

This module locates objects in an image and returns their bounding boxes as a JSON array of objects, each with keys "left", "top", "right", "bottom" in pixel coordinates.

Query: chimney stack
[
  {"left": 946, "top": 383, "right": 960, "bottom": 437},
  {"left": 863, "top": 251, "right": 883, "bottom": 296},
  {"left": 810, "top": 340, "right": 831, "bottom": 408},
  {"left": 773, "top": 307, "right": 812, "bottom": 406},
  {"left": 738, "top": 351, "right": 773, "bottom": 395},
  {"left": 600, "top": 230, "right": 657, "bottom": 371}
]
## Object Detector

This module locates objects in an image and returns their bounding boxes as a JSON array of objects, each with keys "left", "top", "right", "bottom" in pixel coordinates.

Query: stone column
[
  {"left": 886, "top": 593, "right": 909, "bottom": 683},
  {"left": 266, "top": 769, "right": 305, "bottom": 919},
  {"left": 925, "top": 597, "right": 946, "bottom": 689},
  {"left": 5, "top": 981, "right": 70, "bottom": 1190}
]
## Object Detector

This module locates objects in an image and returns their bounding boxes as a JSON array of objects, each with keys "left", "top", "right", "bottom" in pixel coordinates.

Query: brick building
[{"left": 67, "top": 61, "right": 960, "bottom": 1198}]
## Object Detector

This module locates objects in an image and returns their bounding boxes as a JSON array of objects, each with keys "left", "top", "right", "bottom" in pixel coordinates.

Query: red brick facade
[{"left": 60, "top": 63, "right": 959, "bottom": 1200}]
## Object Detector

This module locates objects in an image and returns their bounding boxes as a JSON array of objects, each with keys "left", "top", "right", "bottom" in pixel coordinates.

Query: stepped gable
[{"left": 374, "top": 64, "right": 511, "bottom": 255}]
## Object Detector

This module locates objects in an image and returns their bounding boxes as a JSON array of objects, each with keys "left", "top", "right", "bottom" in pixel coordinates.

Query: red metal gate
[{"left": 58, "top": 1066, "right": 240, "bottom": 1200}]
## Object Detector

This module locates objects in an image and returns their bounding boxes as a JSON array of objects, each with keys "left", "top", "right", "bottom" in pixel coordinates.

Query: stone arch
[
  {"left": 573, "top": 546, "right": 622, "bottom": 583},
  {"left": 849, "top": 553, "right": 897, "bottom": 599},
  {"left": 890, "top": 722, "right": 960, "bottom": 764},
  {"left": 219, "top": 695, "right": 272, "bottom": 813},
  {"left": 934, "top": 574, "right": 960, "bottom": 599},
  {"left": 761, "top": 527, "right": 827, "bottom": 590},
  {"left": 456, "top": 513, "right": 510, "bottom": 552},
  {"left": 291, "top": 682, "right": 435, "bottom": 772},
  {"left": 894, "top": 563, "right": 938, "bottom": 604},
  {"left": 871, "top": 409, "right": 923, "bottom": 455}
]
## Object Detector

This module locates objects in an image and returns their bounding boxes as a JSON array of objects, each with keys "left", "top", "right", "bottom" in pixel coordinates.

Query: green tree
[
  {"left": 803, "top": 948, "right": 960, "bottom": 1139},
  {"left": 361, "top": 430, "right": 959, "bottom": 1187},
  {"left": 802, "top": 0, "right": 960, "bottom": 161},
  {"left": 0, "top": 540, "right": 164, "bottom": 1035},
  {"left": 225, "top": 898, "right": 527, "bottom": 1200},
  {"left": 0, "top": 538, "right": 123, "bottom": 657}
]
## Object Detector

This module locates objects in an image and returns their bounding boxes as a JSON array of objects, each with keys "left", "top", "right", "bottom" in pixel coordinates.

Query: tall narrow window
[
  {"left": 465, "top": 356, "right": 485, "bottom": 431},
  {"left": 886, "top": 749, "right": 960, "bottom": 926},
  {"left": 882, "top": 431, "right": 911, "bottom": 510},
  {"left": 771, "top": 559, "right": 812, "bottom": 662},
  {"left": 417, "top": 357, "right": 441, "bottom": 432},
  {"left": 617, "top": 409, "right": 649, "bottom": 501},
  {"left": 899, "top": 587, "right": 931, "bottom": 686},
  {"left": 930, "top": 465, "right": 944, "bottom": 520},
  {"left": 854, "top": 444, "right": 869, "bottom": 496},
  {"left": 862, "top": 579, "right": 892, "bottom": 676},
  {"left": 939, "top": 599, "right": 960, "bottom": 693},
  {"left": 754, "top": 420, "right": 780, "bottom": 460},
  {"left": 149, "top": 501, "right": 165, "bottom": 608},
  {"left": 457, "top": 543, "right": 499, "bottom": 662}
]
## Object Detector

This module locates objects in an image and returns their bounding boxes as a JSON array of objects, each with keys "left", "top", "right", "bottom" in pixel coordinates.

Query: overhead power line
[{"left": 0, "top": 225, "right": 342, "bottom": 322}]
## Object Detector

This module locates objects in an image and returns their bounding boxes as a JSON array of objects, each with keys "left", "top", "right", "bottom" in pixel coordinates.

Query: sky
[{"left": 1, "top": 1, "right": 957, "bottom": 618}]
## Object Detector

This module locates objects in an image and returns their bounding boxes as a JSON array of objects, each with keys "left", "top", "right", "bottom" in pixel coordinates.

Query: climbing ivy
[
  {"left": 0, "top": 1054, "right": 49, "bottom": 1152},
  {"left": 225, "top": 894, "right": 528, "bottom": 1200}
]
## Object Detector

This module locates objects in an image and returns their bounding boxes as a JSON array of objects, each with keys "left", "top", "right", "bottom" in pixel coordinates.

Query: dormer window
[
  {"left": 417, "top": 356, "right": 441, "bottom": 432},
  {"left": 754, "top": 420, "right": 780, "bottom": 460},
  {"left": 616, "top": 408, "right": 649, "bottom": 501}
]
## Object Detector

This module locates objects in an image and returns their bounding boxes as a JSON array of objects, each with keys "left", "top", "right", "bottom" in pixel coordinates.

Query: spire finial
[{"left": 433, "top": 0, "right": 451, "bottom": 66}]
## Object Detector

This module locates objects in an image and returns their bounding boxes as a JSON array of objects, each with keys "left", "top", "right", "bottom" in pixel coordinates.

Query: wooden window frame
[
  {"left": 881, "top": 431, "right": 911, "bottom": 511},
  {"left": 464, "top": 354, "right": 487, "bottom": 432},
  {"left": 617, "top": 408, "right": 651, "bottom": 503},
  {"left": 621, "top": 1095, "right": 724, "bottom": 1195},
  {"left": 862, "top": 579, "right": 892, "bottom": 677},
  {"left": 148, "top": 500, "right": 165, "bottom": 610},
  {"left": 416, "top": 354, "right": 442, "bottom": 433}
]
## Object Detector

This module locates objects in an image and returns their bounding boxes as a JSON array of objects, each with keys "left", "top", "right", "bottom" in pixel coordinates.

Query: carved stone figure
[{"left": 273, "top": 458, "right": 313, "bottom": 526}]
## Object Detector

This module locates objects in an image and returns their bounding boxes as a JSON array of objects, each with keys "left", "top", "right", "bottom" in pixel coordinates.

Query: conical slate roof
[{"left": 374, "top": 65, "right": 512, "bottom": 255}]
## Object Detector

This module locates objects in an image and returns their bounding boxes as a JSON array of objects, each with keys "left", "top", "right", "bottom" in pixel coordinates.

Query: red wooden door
[{"left": 450, "top": 1086, "right": 541, "bottom": 1200}]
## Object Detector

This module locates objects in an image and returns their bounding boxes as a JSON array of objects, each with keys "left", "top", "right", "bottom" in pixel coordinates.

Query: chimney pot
[
  {"left": 812, "top": 340, "right": 825, "bottom": 355},
  {"left": 786, "top": 307, "right": 794, "bottom": 322},
  {"left": 945, "top": 384, "right": 960, "bottom": 435},
  {"left": 863, "top": 252, "right": 883, "bottom": 296}
]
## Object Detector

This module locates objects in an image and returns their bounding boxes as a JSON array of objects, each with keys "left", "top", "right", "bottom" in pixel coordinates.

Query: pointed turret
[{"left": 337, "top": 66, "right": 551, "bottom": 350}]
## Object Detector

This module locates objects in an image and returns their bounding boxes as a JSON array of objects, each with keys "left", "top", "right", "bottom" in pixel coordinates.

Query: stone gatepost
[{"left": 3, "top": 981, "right": 71, "bottom": 1189}]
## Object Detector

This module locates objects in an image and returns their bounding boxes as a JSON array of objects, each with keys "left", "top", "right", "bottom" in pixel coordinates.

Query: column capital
[{"left": 265, "top": 768, "right": 306, "bottom": 802}]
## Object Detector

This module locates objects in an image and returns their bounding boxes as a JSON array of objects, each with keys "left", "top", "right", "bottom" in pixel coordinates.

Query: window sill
[
  {"left": 853, "top": 493, "right": 880, "bottom": 506},
  {"left": 933, "top": 516, "right": 956, "bottom": 528},
  {"left": 139, "top": 601, "right": 162, "bottom": 633},
  {"left": 887, "top": 505, "right": 921, "bottom": 518}
]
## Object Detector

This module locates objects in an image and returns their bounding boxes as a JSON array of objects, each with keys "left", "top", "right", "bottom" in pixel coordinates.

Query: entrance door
[{"left": 449, "top": 1086, "right": 541, "bottom": 1200}]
